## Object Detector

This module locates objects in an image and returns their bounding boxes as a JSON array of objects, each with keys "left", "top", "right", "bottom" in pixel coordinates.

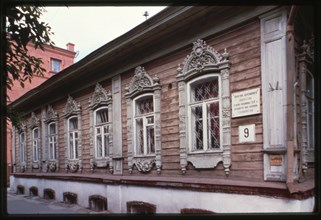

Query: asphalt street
[{"left": 6, "top": 190, "right": 109, "bottom": 215}]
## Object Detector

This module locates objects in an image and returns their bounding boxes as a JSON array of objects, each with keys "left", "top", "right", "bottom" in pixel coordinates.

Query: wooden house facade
[{"left": 9, "top": 5, "right": 316, "bottom": 213}]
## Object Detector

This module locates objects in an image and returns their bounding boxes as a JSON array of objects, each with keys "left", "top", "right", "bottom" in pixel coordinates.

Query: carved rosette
[
  {"left": 48, "top": 162, "right": 57, "bottom": 172},
  {"left": 177, "top": 39, "right": 231, "bottom": 175},
  {"left": 66, "top": 161, "right": 79, "bottom": 173},
  {"left": 131, "top": 158, "right": 156, "bottom": 173}
]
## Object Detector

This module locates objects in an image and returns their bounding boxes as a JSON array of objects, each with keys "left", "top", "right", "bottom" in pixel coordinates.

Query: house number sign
[
  {"left": 239, "top": 124, "right": 255, "bottom": 143},
  {"left": 232, "top": 88, "right": 260, "bottom": 118}
]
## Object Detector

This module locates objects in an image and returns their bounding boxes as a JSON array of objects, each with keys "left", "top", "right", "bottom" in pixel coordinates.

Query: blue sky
[{"left": 42, "top": 6, "right": 166, "bottom": 62}]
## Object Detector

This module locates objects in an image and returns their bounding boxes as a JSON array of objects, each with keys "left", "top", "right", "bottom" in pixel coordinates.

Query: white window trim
[
  {"left": 125, "top": 66, "right": 162, "bottom": 174},
  {"left": 63, "top": 95, "right": 82, "bottom": 173},
  {"left": 48, "top": 122, "right": 57, "bottom": 160},
  {"left": 88, "top": 83, "right": 113, "bottom": 173},
  {"left": 94, "top": 106, "right": 111, "bottom": 159},
  {"left": 133, "top": 93, "right": 156, "bottom": 157},
  {"left": 19, "top": 132, "right": 26, "bottom": 163},
  {"left": 32, "top": 127, "right": 39, "bottom": 162},
  {"left": 186, "top": 74, "right": 223, "bottom": 154},
  {"left": 68, "top": 116, "right": 79, "bottom": 160}
]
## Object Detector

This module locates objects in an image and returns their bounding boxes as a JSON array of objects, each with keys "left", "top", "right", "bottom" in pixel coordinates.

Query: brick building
[
  {"left": 9, "top": 6, "right": 316, "bottom": 213},
  {"left": 6, "top": 42, "right": 76, "bottom": 184}
]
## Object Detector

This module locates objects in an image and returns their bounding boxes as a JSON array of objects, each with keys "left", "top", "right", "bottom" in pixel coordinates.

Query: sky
[{"left": 41, "top": 6, "right": 167, "bottom": 62}]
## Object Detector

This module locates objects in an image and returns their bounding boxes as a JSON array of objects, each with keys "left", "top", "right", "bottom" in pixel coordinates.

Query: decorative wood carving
[
  {"left": 88, "top": 83, "right": 112, "bottom": 110},
  {"left": 177, "top": 39, "right": 231, "bottom": 175},
  {"left": 63, "top": 95, "right": 82, "bottom": 173},
  {"left": 88, "top": 83, "right": 113, "bottom": 174},
  {"left": 64, "top": 95, "right": 81, "bottom": 118},
  {"left": 125, "top": 66, "right": 162, "bottom": 174},
  {"left": 125, "top": 66, "right": 161, "bottom": 98},
  {"left": 28, "top": 112, "right": 40, "bottom": 128},
  {"left": 44, "top": 105, "right": 58, "bottom": 123},
  {"left": 299, "top": 34, "right": 315, "bottom": 173}
]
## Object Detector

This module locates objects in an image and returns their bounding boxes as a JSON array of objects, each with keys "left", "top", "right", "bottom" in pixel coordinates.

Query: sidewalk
[{"left": 6, "top": 189, "right": 110, "bottom": 215}]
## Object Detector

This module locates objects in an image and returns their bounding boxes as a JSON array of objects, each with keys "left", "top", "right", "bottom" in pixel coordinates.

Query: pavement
[{"left": 6, "top": 189, "right": 110, "bottom": 215}]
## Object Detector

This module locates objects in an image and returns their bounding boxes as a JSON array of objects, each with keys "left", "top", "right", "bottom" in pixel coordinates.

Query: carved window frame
[
  {"left": 133, "top": 93, "right": 156, "bottom": 156},
  {"left": 43, "top": 105, "right": 59, "bottom": 172},
  {"left": 63, "top": 95, "right": 82, "bottom": 173},
  {"left": 176, "top": 39, "right": 231, "bottom": 174},
  {"left": 18, "top": 122, "right": 27, "bottom": 173},
  {"left": 125, "top": 66, "right": 162, "bottom": 174},
  {"left": 88, "top": 83, "right": 113, "bottom": 173},
  {"left": 298, "top": 36, "right": 315, "bottom": 167},
  {"left": 187, "top": 74, "right": 223, "bottom": 153},
  {"left": 28, "top": 112, "right": 41, "bottom": 169}
]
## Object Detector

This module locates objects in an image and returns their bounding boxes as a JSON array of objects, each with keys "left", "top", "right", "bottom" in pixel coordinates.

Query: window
[
  {"left": 19, "top": 132, "right": 26, "bottom": 163},
  {"left": 32, "top": 128, "right": 39, "bottom": 162},
  {"left": 125, "top": 66, "right": 162, "bottom": 174},
  {"left": 50, "top": 59, "right": 61, "bottom": 72},
  {"left": 48, "top": 122, "right": 57, "bottom": 160},
  {"left": 68, "top": 117, "right": 79, "bottom": 159},
  {"left": 63, "top": 96, "right": 82, "bottom": 172},
  {"left": 176, "top": 39, "right": 231, "bottom": 174},
  {"left": 134, "top": 95, "right": 155, "bottom": 156},
  {"left": 94, "top": 107, "right": 110, "bottom": 158},
  {"left": 306, "top": 71, "right": 314, "bottom": 151},
  {"left": 188, "top": 76, "right": 221, "bottom": 152}
]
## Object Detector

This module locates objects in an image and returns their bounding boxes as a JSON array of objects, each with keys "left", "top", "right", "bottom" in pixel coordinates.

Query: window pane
[
  {"left": 33, "top": 128, "right": 39, "bottom": 138},
  {"left": 75, "top": 138, "right": 78, "bottom": 159},
  {"left": 147, "top": 116, "right": 154, "bottom": 124},
  {"left": 96, "top": 134, "right": 102, "bottom": 157},
  {"left": 136, "top": 118, "right": 144, "bottom": 154},
  {"left": 146, "top": 125, "right": 155, "bottom": 154},
  {"left": 207, "top": 102, "right": 220, "bottom": 149},
  {"left": 192, "top": 78, "right": 218, "bottom": 102},
  {"left": 51, "top": 59, "right": 61, "bottom": 72},
  {"left": 49, "top": 123, "right": 56, "bottom": 135},
  {"left": 136, "top": 96, "right": 154, "bottom": 115},
  {"left": 69, "top": 133, "right": 74, "bottom": 159},
  {"left": 33, "top": 140, "right": 38, "bottom": 161},
  {"left": 191, "top": 105, "right": 203, "bottom": 150},
  {"left": 69, "top": 118, "right": 78, "bottom": 130},
  {"left": 96, "top": 109, "right": 108, "bottom": 124},
  {"left": 104, "top": 133, "right": 109, "bottom": 157}
]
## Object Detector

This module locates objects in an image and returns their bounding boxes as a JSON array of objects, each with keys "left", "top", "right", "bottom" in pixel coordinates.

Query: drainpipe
[{"left": 286, "top": 5, "right": 297, "bottom": 192}]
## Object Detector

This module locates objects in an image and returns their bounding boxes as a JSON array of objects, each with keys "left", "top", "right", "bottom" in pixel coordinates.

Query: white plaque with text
[{"left": 232, "top": 88, "right": 260, "bottom": 118}]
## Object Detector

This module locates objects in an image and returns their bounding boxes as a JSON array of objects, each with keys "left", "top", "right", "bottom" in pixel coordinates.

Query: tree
[{"left": 5, "top": 5, "right": 55, "bottom": 126}]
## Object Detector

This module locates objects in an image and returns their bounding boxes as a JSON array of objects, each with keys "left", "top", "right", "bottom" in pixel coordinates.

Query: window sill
[{"left": 187, "top": 153, "right": 223, "bottom": 169}]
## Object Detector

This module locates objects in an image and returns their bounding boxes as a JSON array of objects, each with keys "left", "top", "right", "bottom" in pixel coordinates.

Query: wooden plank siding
[
  {"left": 16, "top": 18, "right": 265, "bottom": 181},
  {"left": 117, "top": 19, "right": 264, "bottom": 179}
]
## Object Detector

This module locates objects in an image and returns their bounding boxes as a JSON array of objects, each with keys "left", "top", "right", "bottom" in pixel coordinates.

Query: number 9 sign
[{"left": 239, "top": 124, "right": 255, "bottom": 143}]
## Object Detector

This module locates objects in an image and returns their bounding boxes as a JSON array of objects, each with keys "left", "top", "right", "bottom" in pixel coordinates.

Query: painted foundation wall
[{"left": 10, "top": 176, "right": 314, "bottom": 213}]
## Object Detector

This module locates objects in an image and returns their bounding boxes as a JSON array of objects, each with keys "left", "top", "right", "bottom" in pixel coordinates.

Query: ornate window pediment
[
  {"left": 28, "top": 112, "right": 40, "bottom": 128},
  {"left": 64, "top": 95, "right": 81, "bottom": 118},
  {"left": 89, "top": 83, "right": 112, "bottom": 110},
  {"left": 177, "top": 39, "right": 230, "bottom": 81},
  {"left": 125, "top": 66, "right": 160, "bottom": 98},
  {"left": 44, "top": 105, "right": 58, "bottom": 123},
  {"left": 176, "top": 39, "right": 231, "bottom": 175}
]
